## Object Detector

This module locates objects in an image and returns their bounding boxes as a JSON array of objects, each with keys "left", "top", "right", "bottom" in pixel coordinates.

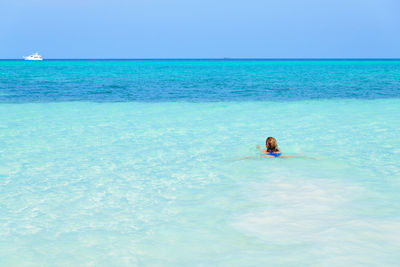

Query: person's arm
[
  {"left": 256, "top": 145, "right": 265, "bottom": 153},
  {"left": 279, "top": 155, "right": 320, "bottom": 159},
  {"left": 278, "top": 155, "right": 294, "bottom": 158},
  {"left": 233, "top": 156, "right": 257, "bottom": 161},
  {"left": 260, "top": 155, "right": 275, "bottom": 158}
]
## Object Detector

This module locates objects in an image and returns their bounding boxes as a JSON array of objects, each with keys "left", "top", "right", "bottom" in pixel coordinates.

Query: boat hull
[{"left": 23, "top": 57, "right": 43, "bottom": 61}]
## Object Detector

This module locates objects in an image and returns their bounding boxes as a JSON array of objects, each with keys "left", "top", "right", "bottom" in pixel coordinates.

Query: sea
[{"left": 0, "top": 59, "right": 399, "bottom": 266}]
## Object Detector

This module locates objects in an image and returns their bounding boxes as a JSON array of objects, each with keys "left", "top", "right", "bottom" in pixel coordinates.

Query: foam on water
[{"left": 1, "top": 99, "right": 400, "bottom": 266}]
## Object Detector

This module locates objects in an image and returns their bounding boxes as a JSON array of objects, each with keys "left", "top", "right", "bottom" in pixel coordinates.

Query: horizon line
[{"left": 1, "top": 57, "right": 400, "bottom": 60}]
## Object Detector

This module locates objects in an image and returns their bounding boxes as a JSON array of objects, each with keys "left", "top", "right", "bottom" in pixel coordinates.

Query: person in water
[
  {"left": 257, "top": 137, "right": 282, "bottom": 158},
  {"left": 235, "top": 136, "right": 313, "bottom": 160}
]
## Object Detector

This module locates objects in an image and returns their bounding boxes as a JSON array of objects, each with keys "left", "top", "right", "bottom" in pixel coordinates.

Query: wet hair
[{"left": 266, "top": 137, "right": 279, "bottom": 152}]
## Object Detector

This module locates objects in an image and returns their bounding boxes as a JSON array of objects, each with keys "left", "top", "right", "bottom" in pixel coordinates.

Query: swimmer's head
[{"left": 266, "top": 137, "right": 279, "bottom": 152}]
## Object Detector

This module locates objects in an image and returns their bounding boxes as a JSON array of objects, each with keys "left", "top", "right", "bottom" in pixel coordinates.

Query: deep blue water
[{"left": 0, "top": 59, "right": 399, "bottom": 102}]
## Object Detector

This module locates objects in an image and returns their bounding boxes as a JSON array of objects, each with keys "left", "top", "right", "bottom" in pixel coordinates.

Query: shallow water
[
  {"left": 1, "top": 98, "right": 400, "bottom": 266},
  {"left": 1, "top": 60, "right": 400, "bottom": 266}
]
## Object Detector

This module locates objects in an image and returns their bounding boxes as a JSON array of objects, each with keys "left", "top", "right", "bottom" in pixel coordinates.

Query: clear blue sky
[{"left": 2, "top": 0, "right": 399, "bottom": 58}]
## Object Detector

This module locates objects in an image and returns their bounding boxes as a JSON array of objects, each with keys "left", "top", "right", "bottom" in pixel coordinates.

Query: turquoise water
[
  {"left": 1, "top": 59, "right": 400, "bottom": 102},
  {"left": 1, "top": 60, "right": 400, "bottom": 266}
]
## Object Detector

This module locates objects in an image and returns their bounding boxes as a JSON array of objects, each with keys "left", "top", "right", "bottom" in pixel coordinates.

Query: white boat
[{"left": 23, "top": 52, "right": 43, "bottom": 61}]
